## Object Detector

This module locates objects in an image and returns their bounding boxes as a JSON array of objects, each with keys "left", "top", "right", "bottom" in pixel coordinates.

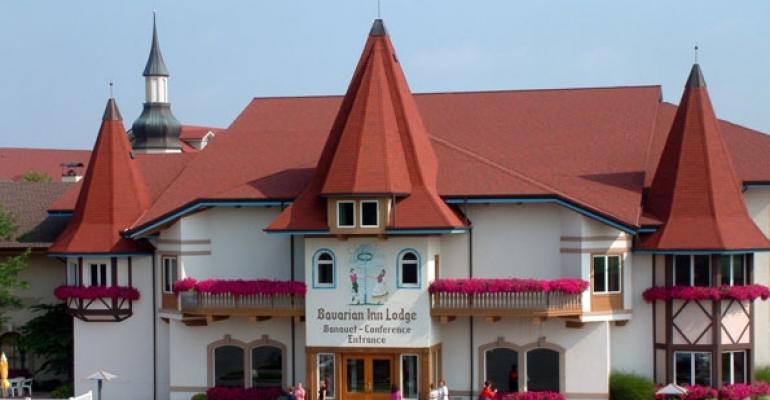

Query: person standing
[
  {"left": 319, "top": 379, "right": 329, "bottom": 400},
  {"left": 438, "top": 380, "right": 449, "bottom": 400},
  {"left": 429, "top": 383, "right": 440, "bottom": 400},
  {"left": 391, "top": 384, "right": 402, "bottom": 400},
  {"left": 295, "top": 382, "right": 306, "bottom": 400},
  {"left": 480, "top": 381, "right": 497, "bottom": 400}
]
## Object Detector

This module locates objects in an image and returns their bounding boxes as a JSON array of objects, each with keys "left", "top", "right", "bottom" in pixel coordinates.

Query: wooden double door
[{"left": 342, "top": 354, "right": 395, "bottom": 400}]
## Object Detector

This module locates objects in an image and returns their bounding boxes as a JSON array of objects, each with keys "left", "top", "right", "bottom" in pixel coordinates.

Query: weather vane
[
  {"left": 377, "top": 0, "right": 381, "bottom": 19},
  {"left": 694, "top": 45, "right": 699, "bottom": 64},
  {"left": 109, "top": 81, "right": 114, "bottom": 98}
]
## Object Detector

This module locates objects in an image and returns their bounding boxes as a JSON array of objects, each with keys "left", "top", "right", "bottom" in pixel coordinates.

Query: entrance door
[{"left": 342, "top": 354, "right": 394, "bottom": 400}]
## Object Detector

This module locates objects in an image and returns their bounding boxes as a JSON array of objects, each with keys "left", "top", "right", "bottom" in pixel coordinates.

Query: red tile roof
[
  {"left": 179, "top": 125, "right": 224, "bottom": 140},
  {"left": 48, "top": 99, "right": 153, "bottom": 254},
  {"left": 268, "top": 20, "right": 465, "bottom": 232},
  {"left": 0, "top": 148, "right": 90, "bottom": 182},
  {"left": 638, "top": 65, "right": 770, "bottom": 251}
]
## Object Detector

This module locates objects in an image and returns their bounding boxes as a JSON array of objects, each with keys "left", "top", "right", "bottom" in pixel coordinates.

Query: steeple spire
[
  {"left": 639, "top": 63, "right": 770, "bottom": 251},
  {"left": 143, "top": 11, "right": 169, "bottom": 77}
]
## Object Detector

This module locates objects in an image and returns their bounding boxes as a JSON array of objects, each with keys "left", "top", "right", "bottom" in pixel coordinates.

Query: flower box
[{"left": 206, "top": 386, "right": 284, "bottom": 400}]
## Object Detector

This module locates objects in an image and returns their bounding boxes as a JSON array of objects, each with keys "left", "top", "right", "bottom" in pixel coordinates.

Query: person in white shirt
[
  {"left": 438, "top": 380, "right": 449, "bottom": 400},
  {"left": 428, "top": 383, "right": 439, "bottom": 400}
]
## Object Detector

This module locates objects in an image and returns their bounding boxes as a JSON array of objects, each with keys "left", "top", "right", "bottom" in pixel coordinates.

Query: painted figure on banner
[{"left": 348, "top": 244, "right": 390, "bottom": 305}]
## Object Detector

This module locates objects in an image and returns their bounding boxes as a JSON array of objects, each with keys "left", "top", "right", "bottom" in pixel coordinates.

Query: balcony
[
  {"left": 54, "top": 285, "right": 138, "bottom": 322},
  {"left": 428, "top": 278, "right": 586, "bottom": 322},
  {"left": 172, "top": 279, "right": 305, "bottom": 326}
]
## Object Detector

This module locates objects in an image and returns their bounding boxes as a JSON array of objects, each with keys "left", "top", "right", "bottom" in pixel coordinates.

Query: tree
[
  {"left": 0, "top": 205, "right": 29, "bottom": 324},
  {"left": 19, "top": 171, "right": 52, "bottom": 183},
  {"left": 20, "top": 304, "right": 73, "bottom": 380}
]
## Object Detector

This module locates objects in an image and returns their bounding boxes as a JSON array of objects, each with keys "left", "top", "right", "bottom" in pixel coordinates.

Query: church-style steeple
[
  {"left": 639, "top": 64, "right": 770, "bottom": 251},
  {"left": 131, "top": 12, "right": 182, "bottom": 153},
  {"left": 49, "top": 97, "right": 152, "bottom": 254},
  {"left": 267, "top": 19, "right": 465, "bottom": 234}
]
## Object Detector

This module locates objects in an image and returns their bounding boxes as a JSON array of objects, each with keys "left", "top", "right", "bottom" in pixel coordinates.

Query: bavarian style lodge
[{"left": 38, "top": 16, "right": 770, "bottom": 400}]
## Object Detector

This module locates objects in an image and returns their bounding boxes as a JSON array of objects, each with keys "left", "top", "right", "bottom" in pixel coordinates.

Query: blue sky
[{"left": 1, "top": 1, "right": 770, "bottom": 149}]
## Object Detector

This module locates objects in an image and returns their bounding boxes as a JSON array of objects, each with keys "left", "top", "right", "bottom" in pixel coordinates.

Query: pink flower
[
  {"left": 499, "top": 392, "right": 565, "bottom": 400},
  {"left": 54, "top": 285, "right": 140, "bottom": 301},
  {"left": 174, "top": 279, "right": 307, "bottom": 297},
  {"left": 207, "top": 386, "right": 283, "bottom": 400},
  {"left": 429, "top": 278, "right": 589, "bottom": 295},
  {"left": 643, "top": 284, "right": 770, "bottom": 303}
]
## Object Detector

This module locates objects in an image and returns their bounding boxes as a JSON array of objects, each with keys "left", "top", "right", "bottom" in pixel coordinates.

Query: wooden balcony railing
[
  {"left": 430, "top": 291, "right": 582, "bottom": 318},
  {"left": 179, "top": 292, "right": 305, "bottom": 319}
]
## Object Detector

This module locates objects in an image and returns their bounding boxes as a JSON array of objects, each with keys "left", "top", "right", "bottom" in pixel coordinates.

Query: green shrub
[
  {"left": 191, "top": 394, "right": 207, "bottom": 400},
  {"left": 609, "top": 371, "right": 654, "bottom": 400},
  {"left": 757, "top": 365, "right": 770, "bottom": 383},
  {"left": 50, "top": 383, "right": 74, "bottom": 399}
]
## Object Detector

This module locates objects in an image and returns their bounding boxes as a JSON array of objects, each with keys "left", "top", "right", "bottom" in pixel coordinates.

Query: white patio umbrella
[
  {"left": 86, "top": 369, "right": 117, "bottom": 400},
  {"left": 656, "top": 383, "right": 688, "bottom": 399}
]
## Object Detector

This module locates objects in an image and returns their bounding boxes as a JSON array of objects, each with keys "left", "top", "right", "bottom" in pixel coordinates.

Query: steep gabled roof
[
  {"left": 48, "top": 98, "right": 153, "bottom": 254},
  {"left": 639, "top": 64, "right": 770, "bottom": 251},
  {"left": 267, "top": 19, "right": 465, "bottom": 232}
]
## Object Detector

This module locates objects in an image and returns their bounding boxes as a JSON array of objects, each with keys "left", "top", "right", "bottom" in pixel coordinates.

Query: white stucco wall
[
  {"left": 4, "top": 253, "right": 63, "bottom": 331},
  {"left": 610, "top": 253, "right": 653, "bottom": 377},
  {"left": 72, "top": 256, "right": 154, "bottom": 400},
  {"left": 744, "top": 189, "right": 770, "bottom": 368}
]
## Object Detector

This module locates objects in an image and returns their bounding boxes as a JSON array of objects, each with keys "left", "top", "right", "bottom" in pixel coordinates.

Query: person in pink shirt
[{"left": 294, "top": 382, "right": 306, "bottom": 400}]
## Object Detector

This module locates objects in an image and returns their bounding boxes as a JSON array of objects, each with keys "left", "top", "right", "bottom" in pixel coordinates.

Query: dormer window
[
  {"left": 337, "top": 201, "right": 355, "bottom": 228},
  {"left": 360, "top": 200, "right": 379, "bottom": 227}
]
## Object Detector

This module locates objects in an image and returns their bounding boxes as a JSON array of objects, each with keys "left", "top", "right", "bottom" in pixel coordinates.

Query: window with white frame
[
  {"left": 675, "top": 352, "right": 711, "bottom": 386},
  {"left": 314, "top": 250, "right": 335, "bottom": 288},
  {"left": 398, "top": 251, "right": 419, "bottom": 288},
  {"left": 360, "top": 200, "right": 379, "bottom": 227},
  {"left": 318, "top": 353, "right": 335, "bottom": 399},
  {"left": 88, "top": 263, "right": 110, "bottom": 287},
  {"left": 162, "top": 257, "right": 178, "bottom": 293},
  {"left": 721, "top": 255, "right": 747, "bottom": 286},
  {"left": 674, "top": 255, "right": 711, "bottom": 286},
  {"left": 66, "top": 262, "right": 79, "bottom": 285},
  {"left": 401, "top": 354, "right": 419, "bottom": 399},
  {"left": 592, "top": 255, "right": 621, "bottom": 294},
  {"left": 337, "top": 201, "right": 355, "bottom": 228},
  {"left": 722, "top": 351, "right": 747, "bottom": 385}
]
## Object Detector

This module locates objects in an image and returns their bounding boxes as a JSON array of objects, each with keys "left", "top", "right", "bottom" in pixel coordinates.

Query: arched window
[
  {"left": 398, "top": 250, "right": 420, "bottom": 288},
  {"left": 251, "top": 346, "right": 283, "bottom": 388},
  {"left": 314, "top": 250, "right": 335, "bottom": 288},
  {"left": 214, "top": 345, "right": 245, "bottom": 387},
  {"left": 486, "top": 348, "right": 519, "bottom": 392},
  {"left": 526, "top": 348, "right": 560, "bottom": 392}
]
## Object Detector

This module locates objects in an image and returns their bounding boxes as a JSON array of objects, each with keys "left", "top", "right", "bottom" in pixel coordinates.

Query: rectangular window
[
  {"left": 360, "top": 200, "right": 379, "bottom": 227},
  {"left": 721, "top": 255, "right": 746, "bottom": 286},
  {"left": 401, "top": 354, "right": 419, "bottom": 399},
  {"left": 88, "top": 263, "right": 109, "bottom": 286},
  {"left": 337, "top": 201, "right": 355, "bottom": 228},
  {"left": 675, "top": 352, "right": 711, "bottom": 386},
  {"left": 674, "top": 255, "right": 711, "bottom": 286},
  {"left": 67, "top": 263, "right": 78, "bottom": 285},
  {"left": 722, "top": 351, "right": 747, "bottom": 385},
  {"left": 318, "top": 353, "right": 335, "bottom": 399},
  {"left": 162, "top": 257, "right": 178, "bottom": 293},
  {"left": 593, "top": 255, "right": 621, "bottom": 294}
]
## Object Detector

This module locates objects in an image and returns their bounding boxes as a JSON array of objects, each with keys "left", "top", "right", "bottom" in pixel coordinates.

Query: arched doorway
[
  {"left": 485, "top": 348, "right": 519, "bottom": 392},
  {"left": 526, "top": 348, "right": 560, "bottom": 392}
]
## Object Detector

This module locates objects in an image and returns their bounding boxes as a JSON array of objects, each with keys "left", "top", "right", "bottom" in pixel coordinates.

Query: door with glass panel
[{"left": 342, "top": 354, "right": 394, "bottom": 400}]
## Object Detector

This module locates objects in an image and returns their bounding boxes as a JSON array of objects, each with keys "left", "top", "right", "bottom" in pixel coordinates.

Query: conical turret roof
[
  {"left": 49, "top": 98, "right": 152, "bottom": 254},
  {"left": 267, "top": 19, "right": 465, "bottom": 232},
  {"left": 639, "top": 64, "right": 770, "bottom": 251}
]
